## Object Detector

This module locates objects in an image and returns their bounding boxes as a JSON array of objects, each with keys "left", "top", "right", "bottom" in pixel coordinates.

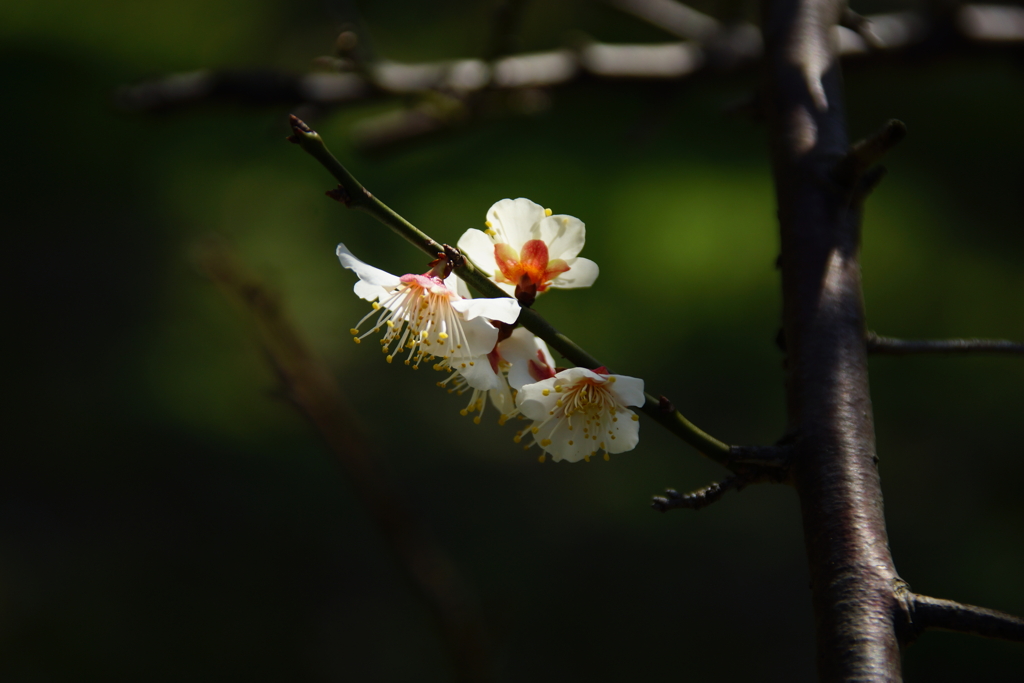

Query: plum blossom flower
[
  {"left": 439, "top": 327, "right": 556, "bottom": 425},
  {"left": 513, "top": 367, "right": 644, "bottom": 463},
  {"left": 337, "top": 243, "right": 520, "bottom": 369},
  {"left": 457, "top": 198, "right": 599, "bottom": 300}
]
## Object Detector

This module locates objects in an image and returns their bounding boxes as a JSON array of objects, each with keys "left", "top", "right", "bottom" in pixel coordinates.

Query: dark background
[{"left": 3, "top": 0, "right": 1022, "bottom": 680}]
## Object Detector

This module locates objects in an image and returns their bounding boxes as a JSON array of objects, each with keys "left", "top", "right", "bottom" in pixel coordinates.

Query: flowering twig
[
  {"left": 196, "top": 239, "right": 494, "bottom": 682},
  {"left": 287, "top": 115, "right": 761, "bottom": 468},
  {"left": 866, "top": 332, "right": 1024, "bottom": 356}
]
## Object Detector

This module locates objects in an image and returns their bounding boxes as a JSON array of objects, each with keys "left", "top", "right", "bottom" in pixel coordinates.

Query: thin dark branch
[
  {"left": 867, "top": 332, "right": 1024, "bottom": 356},
  {"left": 902, "top": 594, "right": 1024, "bottom": 644},
  {"left": 196, "top": 239, "right": 494, "bottom": 683},
  {"left": 652, "top": 476, "right": 744, "bottom": 511}
]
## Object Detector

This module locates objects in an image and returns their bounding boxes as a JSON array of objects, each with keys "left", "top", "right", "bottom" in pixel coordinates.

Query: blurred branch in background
[
  {"left": 118, "top": 3, "right": 1024, "bottom": 150},
  {"left": 196, "top": 239, "right": 494, "bottom": 683},
  {"left": 866, "top": 332, "right": 1024, "bottom": 356}
]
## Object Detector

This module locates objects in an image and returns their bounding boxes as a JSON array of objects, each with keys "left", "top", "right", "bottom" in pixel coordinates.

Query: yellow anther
[
  {"left": 420, "top": 330, "right": 428, "bottom": 338},
  {"left": 542, "top": 389, "right": 550, "bottom": 396},
  {"left": 584, "top": 455, "right": 590, "bottom": 462},
  {"left": 556, "top": 399, "right": 563, "bottom": 407},
  {"left": 631, "top": 414, "right": 639, "bottom": 421},
  {"left": 538, "top": 454, "right": 546, "bottom": 463},
  {"left": 603, "top": 453, "right": 610, "bottom": 461},
  {"left": 371, "top": 302, "right": 380, "bottom": 310},
  {"left": 353, "top": 337, "right": 361, "bottom": 344},
  {"left": 460, "top": 409, "right": 469, "bottom": 416},
  {"left": 484, "top": 220, "right": 493, "bottom": 228},
  {"left": 386, "top": 355, "right": 393, "bottom": 363},
  {"left": 544, "top": 208, "right": 552, "bottom": 217},
  {"left": 498, "top": 415, "right": 508, "bottom": 425},
  {"left": 438, "top": 332, "right": 448, "bottom": 339},
  {"left": 485, "top": 229, "right": 496, "bottom": 236},
  {"left": 513, "top": 434, "right": 522, "bottom": 443},
  {"left": 568, "top": 440, "right": 574, "bottom": 446},
  {"left": 540, "top": 439, "right": 552, "bottom": 447},
  {"left": 599, "top": 442, "right": 606, "bottom": 450},
  {"left": 608, "top": 376, "right": 616, "bottom": 383},
  {"left": 473, "top": 416, "right": 481, "bottom": 425},
  {"left": 386, "top": 320, "right": 395, "bottom": 328},
  {"left": 531, "top": 426, "right": 539, "bottom": 434}
]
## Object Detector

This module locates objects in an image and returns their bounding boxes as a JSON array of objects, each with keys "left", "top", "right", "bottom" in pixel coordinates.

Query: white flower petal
[
  {"left": 551, "top": 257, "right": 599, "bottom": 289},
  {"left": 605, "top": 409, "right": 640, "bottom": 454},
  {"left": 488, "top": 382, "right": 516, "bottom": 417},
  {"left": 609, "top": 375, "right": 646, "bottom": 408},
  {"left": 537, "top": 214, "right": 586, "bottom": 260},
  {"left": 452, "top": 355, "right": 502, "bottom": 391},
  {"left": 501, "top": 328, "right": 556, "bottom": 391},
  {"left": 336, "top": 243, "right": 401, "bottom": 289},
  {"left": 450, "top": 296, "right": 521, "bottom": 324},
  {"left": 487, "top": 198, "right": 546, "bottom": 247},
  {"left": 456, "top": 316, "right": 500, "bottom": 357},
  {"left": 456, "top": 229, "right": 499, "bottom": 274}
]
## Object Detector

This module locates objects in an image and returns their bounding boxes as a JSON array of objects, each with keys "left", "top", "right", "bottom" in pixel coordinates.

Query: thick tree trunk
[{"left": 761, "top": 0, "right": 904, "bottom": 680}]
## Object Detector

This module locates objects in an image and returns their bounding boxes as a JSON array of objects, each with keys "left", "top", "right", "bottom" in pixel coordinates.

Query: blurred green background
[{"left": 3, "top": 1, "right": 1022, "bottom": 681}]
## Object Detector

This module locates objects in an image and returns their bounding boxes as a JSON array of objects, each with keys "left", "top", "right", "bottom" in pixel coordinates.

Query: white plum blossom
[
  {"left": 457, "top": 198, "right": 599, "bottom": 298},
  {"left": 439, "top": 326, "right": 556, "bottom": 425},
  {"left": 513, "top": 367, "right": 645, "bottom": 463},
  {"left": 337, "top": 243, "right": 520, "bottom": 370}
]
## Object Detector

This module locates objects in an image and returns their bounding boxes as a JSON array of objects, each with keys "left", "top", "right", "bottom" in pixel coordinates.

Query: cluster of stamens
[
  {"left": 514, "top": 375, "right": 639, "bottom": 463},
  {"left": 350, "top": 276, "right": 469, "bottom": 369}
]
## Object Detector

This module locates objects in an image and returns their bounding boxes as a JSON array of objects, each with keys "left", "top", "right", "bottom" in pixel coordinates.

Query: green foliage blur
[{"left": 4, "top": 1, "right": 1022, "bottom": 681}]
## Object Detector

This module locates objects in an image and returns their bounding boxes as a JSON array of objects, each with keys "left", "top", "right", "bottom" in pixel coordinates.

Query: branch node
[{"left": 658, "top": 395, "right": 675, "bottom": 413}]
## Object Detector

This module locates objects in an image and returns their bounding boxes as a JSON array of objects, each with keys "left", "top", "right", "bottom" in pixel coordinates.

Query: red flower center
[{"left": 493, "top": 240, "right": 570, "bottom": 293}]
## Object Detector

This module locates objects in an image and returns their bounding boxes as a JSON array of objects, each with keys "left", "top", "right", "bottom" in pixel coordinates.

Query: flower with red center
[
  {"left": 512, "top": 367, "right": 644, "bottom": 463},
  {"left": 438, "top": 326, "right": 556, "bottom": 425},
  {"left": 337, "top": 243, "right": 520, "bottom": 369},
  {"left": 457, "top": 198, "right": 599, "bottom": 299}
]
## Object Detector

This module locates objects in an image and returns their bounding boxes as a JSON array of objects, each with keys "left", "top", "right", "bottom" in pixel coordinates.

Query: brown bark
[{"left": 762, "top": 0, "right": 904, "bottom": 680}]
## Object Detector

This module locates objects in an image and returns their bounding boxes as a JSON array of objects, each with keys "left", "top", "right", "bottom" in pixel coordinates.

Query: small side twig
[
  {"left": 867, "top": 332, "right": 1024, "bottom": 356},
  {"left": 900, "top": 593, "right": 1024, "bottom": 644},
  {"left": 833, "top": 119, "right": 907, "bottom": 190},
  {"left": 652, "top": 475, "right": 747, "bottom": 512}
]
